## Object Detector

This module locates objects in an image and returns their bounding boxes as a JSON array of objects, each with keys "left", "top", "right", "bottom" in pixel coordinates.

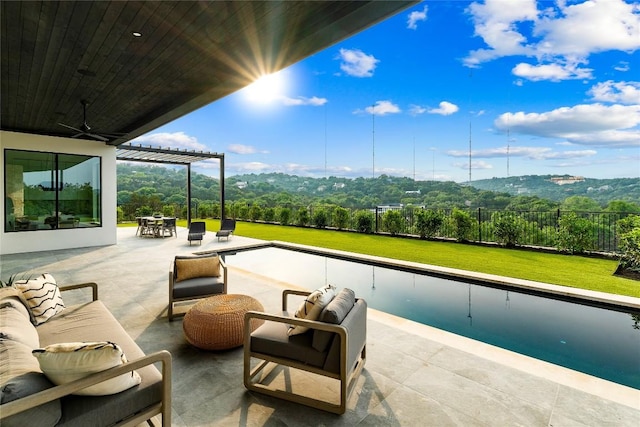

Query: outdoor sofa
[{"left": 0, "top": 278, "right": 172, "bottom": 426}]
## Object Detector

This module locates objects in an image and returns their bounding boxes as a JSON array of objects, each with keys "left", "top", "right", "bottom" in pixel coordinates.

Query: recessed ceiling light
[{"left": 132, "top": 32, "right": 142, "bottom": 37}]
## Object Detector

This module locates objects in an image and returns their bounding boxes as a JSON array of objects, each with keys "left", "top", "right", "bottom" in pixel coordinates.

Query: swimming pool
[{"left": 222, "top": 245, "right": 640, "bottom": 390}]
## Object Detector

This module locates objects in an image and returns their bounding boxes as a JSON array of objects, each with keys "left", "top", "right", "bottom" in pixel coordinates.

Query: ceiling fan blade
[
  {"left": 58, "top": 122, "right": 83, "bottom": 133},
  {"left": 86, "top": 133, "right": 109, "bottom": 142}
]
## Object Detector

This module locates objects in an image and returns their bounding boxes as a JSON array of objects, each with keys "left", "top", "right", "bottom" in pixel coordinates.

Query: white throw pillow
[
  {"left": 32, "top": 341, "right": 142, "bottom": 396},
  {"left": 288, "top": 284, "right": 336, "bottom": 336},
  {"left": 12, "top": 273, "right": 65, "bottom": 325}
]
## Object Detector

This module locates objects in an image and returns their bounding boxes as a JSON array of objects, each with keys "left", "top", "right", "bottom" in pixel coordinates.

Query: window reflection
[{"left": 4, "top": 149, "right": 101, "bottom": 231}]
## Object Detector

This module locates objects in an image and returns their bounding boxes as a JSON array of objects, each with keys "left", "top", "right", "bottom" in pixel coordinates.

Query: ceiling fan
[{"left": 58, "top": 100, "right": 125, "bottom": 142}]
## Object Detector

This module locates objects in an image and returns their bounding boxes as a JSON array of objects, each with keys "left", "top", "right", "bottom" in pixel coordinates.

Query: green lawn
[{"left": 149, "top": 219, "right": 638, "bottom": 298}]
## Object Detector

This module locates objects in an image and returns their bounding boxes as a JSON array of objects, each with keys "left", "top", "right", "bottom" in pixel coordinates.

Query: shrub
[
  {"left": 312, "top": 208, "right": 328, "bottom": 228},
  {"left": 617, "top": 215, "right": 640, "bottom": 272},
  {"left": 116, "top": 206, "right": 124, "bottom": 223},
  {"left": 492, "top": 212, "right": 526, "bottom": 248},
  {"left": 354, "top": 210, "right": 374, "bottom": 234},
  {"left": 263, "top": 207, "right": 276, "bottom": 223},
  {"left": 415, "top": 209, "right": 444, "bottom": 239},
  {"left": 238, "top": 205, "right": 249, "bottom": 220},
  {"left": 278, "top": 208, "right": 291, "bottom": 226},
  {"left": 382, "top": 209, "right": 404, "bottom": 235},
  {"left": 249, "top": 205, "right": 263, "bottom": 222},
  {"left": 296, "top": 207, "right": 309, "bottom": 226},
  {"left": 333, "top": 207, "right": 350, "bottom": 230},
  {"left": 451, "top": 208, "right": 474, "bottom": 242},
  {"left": 556, "top": 212, "right": 595, "bottom": 254}
]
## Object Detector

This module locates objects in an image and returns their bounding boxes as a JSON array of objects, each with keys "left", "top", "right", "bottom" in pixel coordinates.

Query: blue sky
[{"left": 131, "top": 0, "right": 640, "bottom": 183}]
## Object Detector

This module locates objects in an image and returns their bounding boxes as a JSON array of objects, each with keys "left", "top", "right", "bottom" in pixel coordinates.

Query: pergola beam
[{"left": 116, "top": 144, "right": 225, "bottom": 223}]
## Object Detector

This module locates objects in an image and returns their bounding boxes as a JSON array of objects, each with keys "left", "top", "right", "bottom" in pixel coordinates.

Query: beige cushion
[
  {"left": 0, "top": 298, "right": 40, "bottom": 349},
  {"left": 175, "top": 255, "right": 220, "bottom": 282},
  {"left": 11, "top": 273, "right": 65, "bottom": 325},
  {"left": 288, "top": 284, "right": 336, "bottom": 336},
  {"left": 32, "top": 341, "right": 142, "bottom": 396},
  {"left": 0, "top": 339, "right": 61, "bottom": 426}
]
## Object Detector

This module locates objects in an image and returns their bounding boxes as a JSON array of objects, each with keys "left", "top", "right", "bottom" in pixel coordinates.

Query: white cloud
[
  {"left": 614, "top": 61, "right": 630, "bottom": 72},
  {"left": 465, "top": 0, "right": 640, "bottom": 81},
  {"left": 535, "top": 0, "right": 640, "bottom": 58},
  {"left": 512, "top": 62, "right": 593, "bottom": 81},
  {"left": 337, "top": 48, "right": 379, "bottom": 77},
  {"left": 428, "top": 101, "right": 459, "bottom": 115},
  {"left": 588, "top": 80, "right": 640, "bottom": 104},
  {"left": 131, "top": 131, "right": 208, "bottom": 151},
  {"left": 464, "top": 0, "right": 538, "bottom": 67},
  {"left": 447, "top": 146, "right": 596, "bottom": 160},
  {"left": 407, "top": 5, "right": 428, "bottom": 30},
  {"left": 281, "top": 96, "right": 328, "bottom": 106},
  {"left": 359, "top": 100, "right": 401, "bottom": 116},
  {"left": 227, "top": 144, "right": 265, "bottom": 155},
  {"left": 409, "top": 104, "right": 427, "bottom": 116},
  {"left": 495, "top": 103, "right": 640, "bottom": 147},
  {"left": 452, "top": 160, "right": 494, "bottom": 170}
]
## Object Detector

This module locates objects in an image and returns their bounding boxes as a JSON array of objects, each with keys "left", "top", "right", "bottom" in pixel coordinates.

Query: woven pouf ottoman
[{"left": 183, "top": 294, "right": 264, "bottom": 350}]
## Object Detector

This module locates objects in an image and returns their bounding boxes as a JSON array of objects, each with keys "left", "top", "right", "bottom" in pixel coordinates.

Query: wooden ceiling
[{"left": 1, "top": 1, "right": 416, "bottom": 146}]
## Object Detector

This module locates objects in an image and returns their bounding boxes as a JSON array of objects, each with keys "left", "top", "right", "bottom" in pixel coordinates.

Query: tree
[
  {"left": 617, "top": 215, "right": 640, "bottom": 272},
  {"left": 451, "top": 208, "right": 474, "bottom": 242},
  {"left": 312, "top": 209, "right": 328, "bottom": 228},
  {"left": 296, "top": 207, "right": 309, "bottom": 226},
  {"left": 561, "top": 196, "right": 602, "bottom": 212},
  {"left": 556, "top": 212, "right": 595, "bottom": 254},
  {"left": 278, "top": 208, "right": 291, "bottom": 225},
  {"left": 382, "top": 209, "right": 404, "bottom": 235},
  {"left": 415, "top": 209, "right": 444, "bottom": 239},
  {"left": 606, "top": 200, "right": 640, "bottom": 214},
  {"left": 333, "top": 207, "right": 350, "bottom": 230},
  {"left": 354, "top": 210, "right": 374, "bottom": 233},
  {"left": 491, "top": 212, "right": 526, "bottom": 248}
]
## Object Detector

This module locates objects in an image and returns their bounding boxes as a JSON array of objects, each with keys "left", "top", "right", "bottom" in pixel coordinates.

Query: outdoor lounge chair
[
  {"left": 215, "top": 219, "right": 236, "bottom": 241},
  {"left": 187, "top": 221, "right": 206, "bottom": 245},
  {"left": 244, "top": 288, "right": 367, "bottom": 414},
  {"left": 168, "top": 253, "right": 227, "bottom": 321}
]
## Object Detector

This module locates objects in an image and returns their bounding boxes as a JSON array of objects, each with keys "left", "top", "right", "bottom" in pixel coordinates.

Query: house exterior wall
[{"left": 0, "top": 131, "right": 117, "bottom": 255}]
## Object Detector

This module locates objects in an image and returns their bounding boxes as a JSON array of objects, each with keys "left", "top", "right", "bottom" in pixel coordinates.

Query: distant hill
[
  {"left": 469, "top": 175, "right": 639, "bottom": 205},
  {"left": 117, "top": 164, "right": 638, "bottom": 213}
]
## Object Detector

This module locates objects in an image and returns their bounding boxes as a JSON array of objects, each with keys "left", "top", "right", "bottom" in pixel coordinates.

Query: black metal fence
[{"left": 225, "top": 204, "right": 635, "bottom": 254}]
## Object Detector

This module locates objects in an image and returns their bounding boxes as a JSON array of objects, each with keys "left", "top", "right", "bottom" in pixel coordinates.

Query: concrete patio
[{"left": 1, "top": 226, "right": 638, "bottom": 426}]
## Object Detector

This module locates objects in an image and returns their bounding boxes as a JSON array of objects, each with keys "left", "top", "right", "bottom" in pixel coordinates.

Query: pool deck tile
[{"left": 1, "top": 226, "right": 638, "bottom": 426}]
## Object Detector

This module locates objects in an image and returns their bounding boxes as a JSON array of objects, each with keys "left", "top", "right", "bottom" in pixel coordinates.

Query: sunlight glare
[{"left": 243, "top": 72, "right": 285, "bottom": 105}]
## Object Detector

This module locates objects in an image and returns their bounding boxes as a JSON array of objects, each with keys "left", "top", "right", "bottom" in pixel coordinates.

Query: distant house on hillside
[
  {"left": 333, "top": 182, "right": 345, "bottom": 189},
  {"left": 235, "top": 181, "right": 248, "bottom": 189},
  {"left": 550, "top": 176, "right": 585, "bottom": 185},
  {"left": 405, "top": 190, "right": 421, "bottom": 194}
]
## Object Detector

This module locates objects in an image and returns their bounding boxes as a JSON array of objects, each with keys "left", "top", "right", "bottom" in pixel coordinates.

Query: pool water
[{"left": 224, "top": 247, "right": 640, "bottom": 389}]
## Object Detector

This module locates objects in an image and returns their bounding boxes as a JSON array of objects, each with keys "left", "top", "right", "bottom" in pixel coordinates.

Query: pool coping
[{"left": 208, "top": 240, "right": 640, "bottom": 311}]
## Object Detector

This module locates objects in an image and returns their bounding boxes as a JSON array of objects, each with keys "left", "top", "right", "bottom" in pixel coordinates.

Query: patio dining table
[{"left": 138, "top": 216, "right": 175, "bottom": 238}]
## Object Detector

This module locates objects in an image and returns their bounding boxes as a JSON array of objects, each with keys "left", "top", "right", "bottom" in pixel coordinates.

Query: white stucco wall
[{"left": 0, "top": 131, "right": 117, "bottom": 255}]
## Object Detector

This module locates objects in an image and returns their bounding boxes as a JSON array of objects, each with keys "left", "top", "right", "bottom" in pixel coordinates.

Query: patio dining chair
[{"left": 162, "top": 217, "right": 177, "bottom": 238}]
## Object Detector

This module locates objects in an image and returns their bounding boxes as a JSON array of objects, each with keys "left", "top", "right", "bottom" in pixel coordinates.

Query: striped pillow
[
  {"left": 287, "top": 284, "right": 336, "bottom": 336},
  {"left": 32, "top": 341, "right": 142, "bottom": 396},
  {"left": 12, "top": 273, "right": 65, "bottom": 325}
]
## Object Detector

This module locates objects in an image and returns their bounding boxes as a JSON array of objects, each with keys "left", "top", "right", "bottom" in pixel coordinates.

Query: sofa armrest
[
  {"left": 59, "top": 282, "right": 98, "bottom": 301},
  {"left": 0, "top": 350, "right": 172, "bottom": 424}
]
